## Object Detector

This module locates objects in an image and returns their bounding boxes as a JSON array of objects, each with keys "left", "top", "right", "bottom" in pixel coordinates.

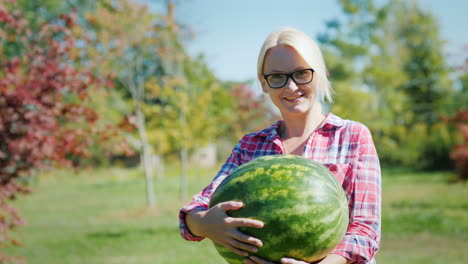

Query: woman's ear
[{"left": 258, "top": 75, "right": 269, "bottom": 93}]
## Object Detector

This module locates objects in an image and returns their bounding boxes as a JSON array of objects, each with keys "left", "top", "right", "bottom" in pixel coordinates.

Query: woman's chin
[{"left": 280, "top": 106, "right": 310, "bottom": 116}]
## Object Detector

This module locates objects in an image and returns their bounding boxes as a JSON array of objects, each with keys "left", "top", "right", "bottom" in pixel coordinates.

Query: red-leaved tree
[
  {"left": 447, "top": 44, "right": 468, "bottom": 180},
  {"left": 229, "top": 84, "right": 281, "bottom": 140},
  {"left": 0, "top": 1, "right": 115, "bottom": 261},
  {"left": 448, "top": 111, "right": 468, "bottom": 181}
]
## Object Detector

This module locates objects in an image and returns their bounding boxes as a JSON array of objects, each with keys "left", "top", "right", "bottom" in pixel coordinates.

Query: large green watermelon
[{"left": 209, "top": 155, "right": 349, "bottom": 264}]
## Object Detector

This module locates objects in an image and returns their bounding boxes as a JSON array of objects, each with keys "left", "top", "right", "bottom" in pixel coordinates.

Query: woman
[{"left": 179, "top": 27, "right": 381, "bottom": 264}]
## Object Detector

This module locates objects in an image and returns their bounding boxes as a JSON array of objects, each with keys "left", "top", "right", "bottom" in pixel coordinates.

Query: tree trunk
[
  {"left": 136, "top": 104, "right": 156, "bottom": 208},
  {"left": 154, "top": 154, "right": 165, "bottom": 180}
]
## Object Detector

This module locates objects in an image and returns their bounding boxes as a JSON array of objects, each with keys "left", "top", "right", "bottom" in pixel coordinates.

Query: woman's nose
[{"left": 284, "top": 77, "right": 299, "bottom": 91}]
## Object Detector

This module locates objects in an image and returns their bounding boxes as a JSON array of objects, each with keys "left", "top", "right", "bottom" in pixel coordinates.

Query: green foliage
[
  {"left": 321, "top": 0, "right": 460, "bottom": 170},
  {"left": 16, "top": 0, "right": 96, "bottom": 32},
  {"left": 454, "top": 72, "right": 468, "bottom": 110},
  {"left": 143, "top": 55, "right": 234, "bottom": 156},
  {"left": 80, "top": 0, "right": 244, "bottom": 160},
  {"left": 394, "top": 2, "right": 454, "bottom": 126}
]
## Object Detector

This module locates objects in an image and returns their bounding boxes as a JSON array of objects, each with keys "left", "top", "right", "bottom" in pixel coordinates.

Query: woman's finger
[
  {"left": 281, "top": 257, "right": 309, "bottom": 264},
  {"left": 222, "top": 242, "right": 249, "bottom": 257},
  {"left": 249, "top": 255, "right": 276, "bottom": 264},
  {"left": 232, "top": 229, "right": 263, "bottom": 248},
  {"left": 217, "top": 201, "right": 244, "bottom": 212},
  {"left": 227, "top": 216, "right": 264, "bottom": 228},
  {"left": 244, "top": 258, "right": 256, "bottom": 264},
  {"left": 227, "top": 237, "right": 259, "bottom": 253}
]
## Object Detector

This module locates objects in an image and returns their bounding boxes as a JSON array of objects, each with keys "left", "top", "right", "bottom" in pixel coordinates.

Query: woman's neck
[{"left": 280, "top": 103, "right": 324, "bottom": 139}]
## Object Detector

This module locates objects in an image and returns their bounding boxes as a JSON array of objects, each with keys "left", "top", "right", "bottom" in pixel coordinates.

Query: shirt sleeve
[
  {"left": 179, "top": 142, "right": 243, "bottom": 241},
  {"left": 331, "top": 125, "right": 381, "bottom": 263}
]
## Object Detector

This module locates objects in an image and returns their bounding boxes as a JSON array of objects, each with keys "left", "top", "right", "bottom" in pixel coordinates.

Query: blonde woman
[{"left": 179, "top": 27, "right": 381, "bottom": 264}]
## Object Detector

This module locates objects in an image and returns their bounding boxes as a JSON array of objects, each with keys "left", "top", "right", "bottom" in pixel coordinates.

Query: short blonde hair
[{"left": 257, "top": 27, "right": 333, "bottom": 103}]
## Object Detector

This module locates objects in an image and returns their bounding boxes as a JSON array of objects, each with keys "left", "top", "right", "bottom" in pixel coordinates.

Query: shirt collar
[{"left": 319, "top": 113, "right": 345, "bottom": 130}]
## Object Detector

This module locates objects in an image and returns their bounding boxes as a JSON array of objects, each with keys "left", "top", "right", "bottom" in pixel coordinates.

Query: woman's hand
[
  {"left": 280, "top": 258, "right": 310, "bottom": 264},
  {"left": 186, "top": 201, "right": 264, "bottom": 257},
  {"left": 244, "top": 254, "right": 349, "bottom": 264},
  {"left": 244, "top": 256, "right": 309, "bottom": 264}
]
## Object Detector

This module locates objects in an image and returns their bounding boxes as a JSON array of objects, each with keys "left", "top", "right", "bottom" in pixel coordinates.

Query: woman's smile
[{"left": 283, "top": 94, "right": 304, "bottom": 102}]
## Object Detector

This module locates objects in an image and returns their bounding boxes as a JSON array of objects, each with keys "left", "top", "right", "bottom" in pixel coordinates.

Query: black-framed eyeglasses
[{"left": 263, "top": 68, "right": 314, "bottom": 89}]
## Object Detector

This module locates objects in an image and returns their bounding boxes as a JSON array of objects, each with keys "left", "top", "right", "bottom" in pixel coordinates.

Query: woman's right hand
[{"left": 186, "top": 201, "right": 264, "bottom": 257}]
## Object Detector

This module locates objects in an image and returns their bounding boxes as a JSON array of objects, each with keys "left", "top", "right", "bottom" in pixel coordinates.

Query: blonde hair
[{"left": 257, "top": 27, "right": 333, "bottom": 103}]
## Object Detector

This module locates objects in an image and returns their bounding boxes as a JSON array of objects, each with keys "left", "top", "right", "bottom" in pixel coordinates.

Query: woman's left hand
[
  {"left": 280, "top": 258, "right": 309, "bottom": 264},
  {"left": 244, "top": 256, "right": 309, "bottom": 264},
  {"left": 245, "top": 254, "right": 348, "bottom": 264}
]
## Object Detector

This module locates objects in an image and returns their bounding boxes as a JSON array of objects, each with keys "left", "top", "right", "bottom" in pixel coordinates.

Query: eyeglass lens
[{"left": 266, "top": 69, "right": 313, "bottom": 88}]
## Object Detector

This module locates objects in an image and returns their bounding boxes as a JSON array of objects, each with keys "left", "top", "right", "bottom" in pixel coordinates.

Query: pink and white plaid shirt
[{"left": 179, "top": 113, "right": 381, "bottom": 264}]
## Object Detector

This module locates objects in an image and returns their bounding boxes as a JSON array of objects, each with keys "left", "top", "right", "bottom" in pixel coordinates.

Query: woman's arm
[{"left": 330, "top": 125, "right": 381, "bottom": 263}]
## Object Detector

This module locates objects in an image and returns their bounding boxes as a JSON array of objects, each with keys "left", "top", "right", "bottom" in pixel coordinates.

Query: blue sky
[{"left": 150, "top": 0, "right": 468, "bottom": 82}]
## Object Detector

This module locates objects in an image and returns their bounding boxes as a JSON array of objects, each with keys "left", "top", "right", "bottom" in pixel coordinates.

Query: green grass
[
  {"left": 379, "top": 169, "right": 467, "bottom": 264},
  {"left": 4, "top": 166, "right": 468, "bottom": 264}
]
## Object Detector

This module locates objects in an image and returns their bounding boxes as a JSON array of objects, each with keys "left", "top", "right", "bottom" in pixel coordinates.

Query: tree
[
  {"left": 393, "top": 1, "right": 454, "bottom": 126},
  {"left": 444, "top": 111, "right": 468, "bottom": 180},
  {"left": 83, "top": 0, "right": 165, "bottom": 207},
  {"left": 82, "top": 0, "right": 206, "bottom": 205},
  {"left": 320, "top": 0, "right": 457, "bottom": 169},
  {"left": 452, "top": 44, "right": 468, "bottom": 112},
  {"left": 84, "top": 0, "right": 249, "bottom": 201},
  {"left": 317, "top": 0, "right": 382, "bottom": 123},
  {"left": 0, "top": 0, "right": 112, "bottom": 261},
  {"left": 445, "top": 45, "right": 468, "bottom": 180},
  {"left": 226, "top": 83, "right": 281, "bottom": 141},
  {"left": 145, "top": 53, "right": 242, "bottom": 199},
  {"left": 378, "top": 0, "right": 455, "bottom": 169},
  {"left": 16, "top": 0, "right": 96, "bottom": 29}
]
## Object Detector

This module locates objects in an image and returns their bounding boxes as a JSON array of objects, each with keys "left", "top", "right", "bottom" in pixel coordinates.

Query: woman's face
[{"left": 260, "top": 45, "right": 318, "bottom": 117}]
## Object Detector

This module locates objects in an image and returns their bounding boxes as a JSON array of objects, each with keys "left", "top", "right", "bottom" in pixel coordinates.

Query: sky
[{"left": 150, "top": 0, "right": 468, "bottom": 82}]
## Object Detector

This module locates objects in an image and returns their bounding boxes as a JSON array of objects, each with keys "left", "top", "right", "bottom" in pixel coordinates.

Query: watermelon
[{"left": 209, "top": 155, "right": 349, "bottom": 264}]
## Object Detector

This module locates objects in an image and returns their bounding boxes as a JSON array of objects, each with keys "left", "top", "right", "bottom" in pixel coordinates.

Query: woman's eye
[
  {"left": 269, "top": 74, "right": 285, "bottom": 81},
  {"left": 295, "top": 70, "right": 307, "bottom": 77}
]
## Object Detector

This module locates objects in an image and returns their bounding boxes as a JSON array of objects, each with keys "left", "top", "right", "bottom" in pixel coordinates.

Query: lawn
[{"left": 5, "top": 165, "right": 468, "bottom": 264}]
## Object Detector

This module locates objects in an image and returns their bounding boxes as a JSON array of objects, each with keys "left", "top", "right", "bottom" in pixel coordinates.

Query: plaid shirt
[{"left": 179, "top": 113, "right": 381, "bottom": 264}]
